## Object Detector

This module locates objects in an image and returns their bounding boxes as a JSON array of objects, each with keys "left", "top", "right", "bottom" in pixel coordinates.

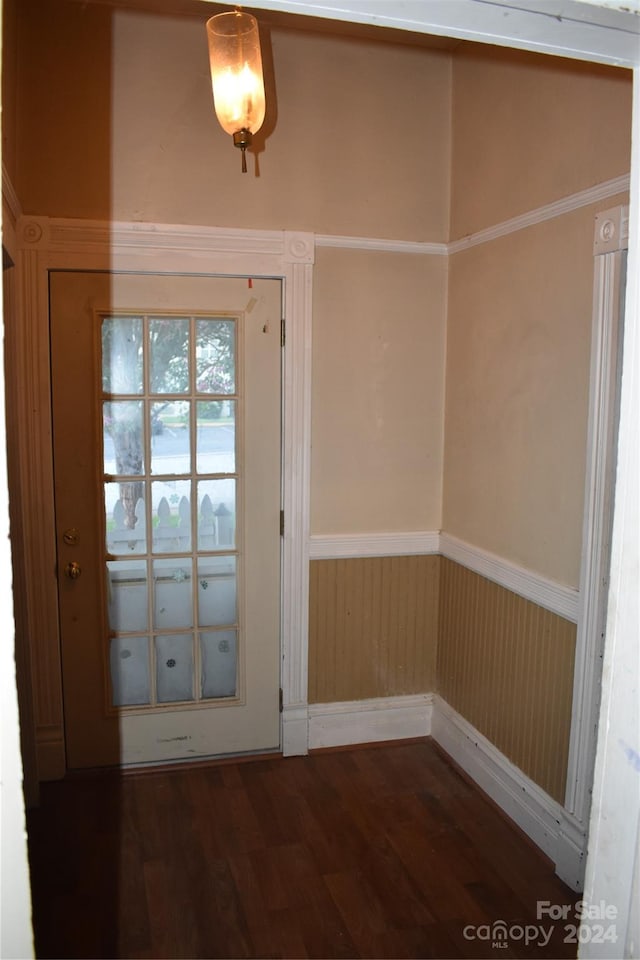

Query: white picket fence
[{"left": 107, "top": 494, "right": 234, "bottom": 554}]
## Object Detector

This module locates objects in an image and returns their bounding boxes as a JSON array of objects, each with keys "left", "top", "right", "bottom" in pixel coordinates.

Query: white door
[{"left": 50, "top": 271, "right": 282, "bottom": 768}]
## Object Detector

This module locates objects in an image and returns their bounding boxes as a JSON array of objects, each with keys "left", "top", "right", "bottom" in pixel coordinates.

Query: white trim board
[
  {"left": 309, "top": 530, "right": 579, "bottom": 623},
  {"left": 309, "top": 531, "right": 440, "bottom": 559},
  {"left": 316, "top": 234, "right": 447, "bottom": 256},
  {"left": 13, "top": 172, "right": 629, "bottom": 268},
  {"left": 448, "top": 174, "right": 630, "bottom": 254},
  {"left": 312, "top": 175, "right": 630, "bottom": 258},
  {"left": 250, "top": 1, "right": 640, "bottom": 66},
  {"left": 431, "top": 696, "right": 587, "bottom": 891},
  {"left": 439, "top": 534, "right": 579, "bottom": 623},
  {"left": 308, "top": 694, "right": 433, "bottom": 750}
]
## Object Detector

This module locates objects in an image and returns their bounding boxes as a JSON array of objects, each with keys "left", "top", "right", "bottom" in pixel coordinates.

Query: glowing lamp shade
[{"left": 206, "top": 11, "right": 266, "bottom": 172}]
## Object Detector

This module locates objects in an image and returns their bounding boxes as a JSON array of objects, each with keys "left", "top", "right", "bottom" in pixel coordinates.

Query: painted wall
[
  {"left": 15, "top": 2, "right": 452, "bottom": 239},
  {"left": 444, "top": 45, "right": 632, "bottom": 587},
  {"left": 15, "top": 0, "right": 451, "bottom": 538},
  {"left": 449, "top": 44, "right": 632, "bottom": 238},
  {"left": 311, "top": 248, "right": 446, "bottom": 534},
  {"left": 445, "top": 198, "right": 628, "bottom": 586}
]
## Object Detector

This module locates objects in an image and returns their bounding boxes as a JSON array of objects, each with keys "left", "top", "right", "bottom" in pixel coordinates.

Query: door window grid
[{"left": 101, "top": 312, "right": 241, "bottom": 710}]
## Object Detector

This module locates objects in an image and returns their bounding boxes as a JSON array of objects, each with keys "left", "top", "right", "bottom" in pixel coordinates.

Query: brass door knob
[{"left": 64, "top": 561, "right": 82, "bottom": 580}]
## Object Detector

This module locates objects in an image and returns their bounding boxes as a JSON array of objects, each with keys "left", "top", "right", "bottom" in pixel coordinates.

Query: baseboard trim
[
  {"left": 308, "top": 694, "right": 433, "bottom": 750},
  {"left": 431, "top": 696, "right": 586, "bottom": 890},
  {"left": 36, "top": 724, "right": 66, "bottom": 781},
  {"left": 281, "top": 704, "right": 309, "bottom": 757}
]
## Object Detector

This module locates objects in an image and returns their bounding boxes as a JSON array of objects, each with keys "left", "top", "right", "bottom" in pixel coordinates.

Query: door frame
[
  {"left": 565, "top": 206, "right": 629, "bottom": 824},
  {"left": 15, "top": 217, "right": 314, "bottom": 775}
]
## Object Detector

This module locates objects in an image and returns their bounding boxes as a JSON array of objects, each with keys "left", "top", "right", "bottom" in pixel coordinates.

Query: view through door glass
[{"left": 50, "top": 273, "right": 282, "bottom": 769}]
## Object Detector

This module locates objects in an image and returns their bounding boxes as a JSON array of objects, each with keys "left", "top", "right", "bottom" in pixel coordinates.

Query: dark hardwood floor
[{"left": 27, "top": 739, "right": 578, "bottom": 959}]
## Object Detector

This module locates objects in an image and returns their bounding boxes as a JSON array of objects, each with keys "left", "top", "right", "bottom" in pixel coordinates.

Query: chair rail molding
[
  {"left": 309, "top": 531, "right": 440, "bottom": 559},
  {"left": 16, "top": 215, "right": 313, "bottom": 772},
  {"left": 439, "top": 533, "right": 579, "bottom": 622}
]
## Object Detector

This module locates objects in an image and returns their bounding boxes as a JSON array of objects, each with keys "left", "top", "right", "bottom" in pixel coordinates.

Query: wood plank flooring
[{"left": 27, "top": 739, "right": 578, "bottom": 959}]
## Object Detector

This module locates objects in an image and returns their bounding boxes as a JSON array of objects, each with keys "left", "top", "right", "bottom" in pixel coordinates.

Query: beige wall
[
  {"left": 445, "top": 200, "right": 627, "bottom": 587},
  {"left": 445, "top": 45, "right": 631, "bottom": 587},
  {"left": 312, "top": 247, "right": 446, "bottom": 534},
  {"left": 450, "top": 44, "right": 632, "bottom": 238},
  {"left": 15, "top": 3, "right": 451, "bottom": 540},
  {"left": 16, "top": 2, "right": 452, "bottom": 239}
]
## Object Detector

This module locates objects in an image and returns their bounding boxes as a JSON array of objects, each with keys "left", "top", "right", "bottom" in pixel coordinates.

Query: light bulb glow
[
  {"left": 211, "top": 62, "right": 265, "bottom": 135},
  {"left": 206, "top": 12, "right": 266, "bottom": 137}
]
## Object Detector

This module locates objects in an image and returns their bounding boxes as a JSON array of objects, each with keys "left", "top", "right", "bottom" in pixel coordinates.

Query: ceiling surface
[{"left": 66, "top": 0, "right": 463, "bottom": 51}]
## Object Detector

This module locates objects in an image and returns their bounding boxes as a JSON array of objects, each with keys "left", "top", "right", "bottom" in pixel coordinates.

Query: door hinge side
[
  {"left": 281, "top": 317, "right": 286, "bottom": 348},
  {"left": 279, "top": 687, "right": 283, "bottom": 713},
  {"left": 280, "top": 510, "right": 285, "bottom": 536}
]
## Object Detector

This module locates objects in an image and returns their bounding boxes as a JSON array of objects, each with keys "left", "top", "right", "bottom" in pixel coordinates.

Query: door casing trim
[{"left": 17, "top": 215, "right": 313, "bottom": 773}]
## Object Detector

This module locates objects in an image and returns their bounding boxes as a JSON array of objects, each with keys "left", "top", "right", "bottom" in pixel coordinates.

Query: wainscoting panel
[
  {"left": 309, "top": 555, "right": 440, "bottom": 704},
  {"left": 437, "top": 558, "right": 576, "bottom": 804}
]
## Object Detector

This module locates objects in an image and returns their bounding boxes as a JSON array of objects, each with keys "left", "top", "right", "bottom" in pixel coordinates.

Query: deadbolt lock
[
  {"left": 63, "top": 528, "right": 79, "bottom": 546},
  {"left": 64, "top": 561, "right": 82, "bottom": 580}
]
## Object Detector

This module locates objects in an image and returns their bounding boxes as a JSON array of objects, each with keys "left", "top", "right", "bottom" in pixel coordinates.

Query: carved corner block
[
  {"left": 19, "top": 216, "right": 50, "bottom": 250},
  {"left": 284, "top": 231, "right": 315, "bottom": 265}
]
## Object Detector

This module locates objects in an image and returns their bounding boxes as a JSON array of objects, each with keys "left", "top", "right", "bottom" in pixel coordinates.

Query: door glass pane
[
  {"left": 198, "top": 556, "right": 236, "bottom": 626},
  {"left": 150, "top": 401, "right": 190, "bottom": 475},
  {"left": 201, "top": 630, "right": 237, "bottom": 698},
  {"left": 151, "top": 480, "right": 191, "bottom": 553},
  {"left": 196, "top": 318, "right": 235, "bottom": 394},
  {"left": 197, "top": 480, "right": 236, "bottom": 550},
  {"left": 156, "top": 634, "right": 194, "bottom": 703},
  {"left": 110, "top": 636, "right": 150, "bottom": 706},
  {"left": 153, "top": 558, "right": 193, "bottom": 629},
  {"left": 102, "top": 317, "right": 143, "bottom": 394},
  {"left": 150, "top": 318, "right": 189, "bottom": 394},
  {"left": 104, "top": 401, "right": 144, "bottom": 475},
  {"left": 107, "top": 560, "right": 148, "bottom": 633},
  {"left": 197, "top": 400, "right": 235, "bottom": 474},
  {"left": 105, "top": 481, "right": 147, "bottom": 554},
  {"left": 102, "top": 312, "right": 241, "bottom": 710}
]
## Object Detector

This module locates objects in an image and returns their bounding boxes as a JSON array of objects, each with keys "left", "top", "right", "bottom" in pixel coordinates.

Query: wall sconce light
[{"left": 206, "top": 9, "right": 266, "bottom": 173}]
